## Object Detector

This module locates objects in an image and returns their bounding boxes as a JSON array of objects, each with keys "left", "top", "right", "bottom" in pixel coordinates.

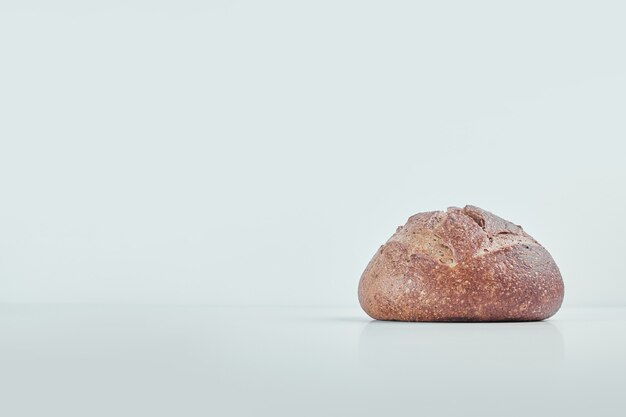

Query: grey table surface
[{"left": 1, "top": 305, "right": 624, "bottom": 417}]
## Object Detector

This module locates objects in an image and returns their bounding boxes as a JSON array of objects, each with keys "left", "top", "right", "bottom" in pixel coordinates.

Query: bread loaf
[{"left": 358, "top": 206, "right": 564, "bottom": 321}]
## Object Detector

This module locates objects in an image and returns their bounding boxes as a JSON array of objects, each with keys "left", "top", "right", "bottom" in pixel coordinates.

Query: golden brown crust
[{"left": 358, "top": 206, "right": 564, "bottom": 322}]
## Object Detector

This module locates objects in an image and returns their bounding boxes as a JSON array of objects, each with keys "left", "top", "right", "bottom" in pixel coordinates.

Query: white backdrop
[{"left": 1, "top": 1, "right": 625, "bottom": 307}]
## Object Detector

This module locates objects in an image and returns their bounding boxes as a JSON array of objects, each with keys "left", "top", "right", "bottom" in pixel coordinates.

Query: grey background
[{"left": 1, "top": 0, "right": 625, "bottom": 307}]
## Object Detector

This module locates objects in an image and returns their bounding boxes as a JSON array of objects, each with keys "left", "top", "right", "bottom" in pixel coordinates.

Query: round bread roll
[{"left": 358, "top": 206, "right": 564, "bottom": 322}]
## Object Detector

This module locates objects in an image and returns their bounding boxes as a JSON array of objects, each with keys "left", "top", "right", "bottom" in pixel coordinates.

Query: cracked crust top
[{"left": 358, "top": 205, "right": 564, "bottom": 322}]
